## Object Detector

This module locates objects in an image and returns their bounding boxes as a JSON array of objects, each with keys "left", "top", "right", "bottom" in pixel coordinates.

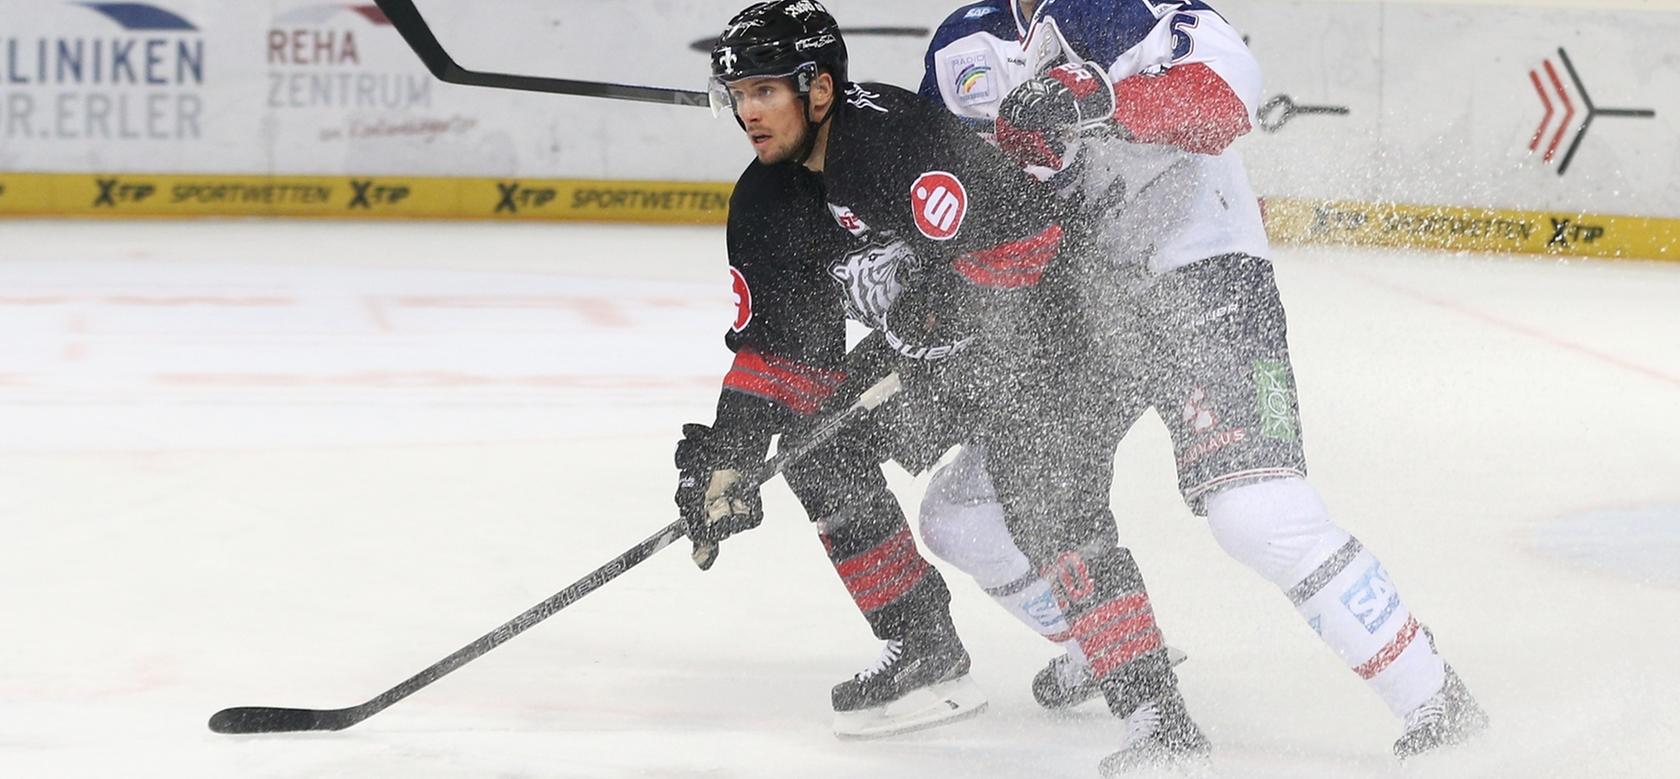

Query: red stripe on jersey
[
  {"left": 953, "top": 223, "right": 1063, "bottom": 289},
  {"left": 1111, "top": 63, "right": 1252, "bottom": 156},
  {"left": 1355, "top": 616, "right": 1421, "bottom": 680},
  {"left": 724, "top": 370, "right": 822, "bottom": 415},
  {"left": 722, "top": 349, "right": 844, "bottom": 416},
  {"left": 733, "top": 350, "right": 844, "bottom": 398}
]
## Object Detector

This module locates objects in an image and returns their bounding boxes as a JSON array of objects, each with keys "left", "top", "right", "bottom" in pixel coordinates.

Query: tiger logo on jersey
[
  {"left": 910, "top": 171, "right": 967, "bottom": 241},
  {"left": 829, "top": 238, "right": 916, "bottom": 328}
]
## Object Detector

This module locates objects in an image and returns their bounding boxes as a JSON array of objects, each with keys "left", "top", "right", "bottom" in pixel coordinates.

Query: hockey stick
[
  {"left": 372, "top": 0, "right": 710, "bottom": 108},
  {"left": 207, "top": 373, "right": 903, "bottom": 734}
]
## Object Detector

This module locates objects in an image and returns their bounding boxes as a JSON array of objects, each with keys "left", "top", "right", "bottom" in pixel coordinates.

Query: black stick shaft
[
  {"left": 210, "top": 374, "right": 902, "bottom": 734},
  {"left": 373, "top": 0, "right": 709, "bottom": 108}
]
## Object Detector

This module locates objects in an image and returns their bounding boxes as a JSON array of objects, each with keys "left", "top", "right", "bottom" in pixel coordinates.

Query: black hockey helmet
[{"left": 707, "top": 0, "right": 849, "bottom": 117}]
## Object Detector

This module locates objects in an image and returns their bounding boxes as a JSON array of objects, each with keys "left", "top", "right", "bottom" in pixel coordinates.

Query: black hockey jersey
[{"left": 710, "top": 82, "right": 1066, "bottom": 464}]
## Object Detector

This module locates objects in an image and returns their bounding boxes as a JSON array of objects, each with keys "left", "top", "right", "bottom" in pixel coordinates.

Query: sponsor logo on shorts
[
  {"left": 1339, "top": 560, "right": 1400, "bottom": 634},
  {"left": 1252, "top": 358, "right": 1298, "bottom": 441},
  {"left": 1179, "top": 386, "right": 1249, "bottom": 467},
  {"left": 1180, "top": 427, "right": 1248, "bottom": 467},
  {"left": 1182, "top": 386, "right": 1219, "bottom": 433}
]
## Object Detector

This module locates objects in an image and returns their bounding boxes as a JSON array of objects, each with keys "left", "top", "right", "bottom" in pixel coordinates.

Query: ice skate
[
  {"left": 1033, "top": 646, "right": 1189, "bottom": 710},
  {"left": 1393, "top": 665, "right": 1488, "bottom": 759},
  {"left": 831, "top": 616, "right": 987, "bottom": 738},
  {"left": 1097, "top": 689, "right": 1211, "bottom": 775}
]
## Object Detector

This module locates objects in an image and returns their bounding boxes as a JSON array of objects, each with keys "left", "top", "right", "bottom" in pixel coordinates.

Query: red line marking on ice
[
  {"left": 392, "top": 295, "right": 636, "bottom": 328},
  {"left": 1341, "top": 267, "right": 1680, "bottom": 390},
  {"left": 362, "top": 296, "right": 394, "bottom": 333},
  {"left": 154, "top": 372, "right": 721, "bottom": 389},
  {"left": 102, "top": 295, "right": 294, "bottom": 307},
  {"left": 0, "top": 295, "right": 295, "bottom": 307}
]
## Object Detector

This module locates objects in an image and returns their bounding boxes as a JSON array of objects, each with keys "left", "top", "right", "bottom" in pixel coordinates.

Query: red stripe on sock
[
  {"left": 1088, "top": 630, "right": 1164, "bottom": 679},
  {"left": 1069, "top": 593, "right": 1159, "bottom": 680},
  {"left": 851, "top": 557, "right": 930, "bottom": 612},
  {"left": 833, "top": 528, "right": 933, "bottom": 613},
  {"left": 1355, "top": 616, "right": 1421, "bottom": 680},
  {"left": 1069, "top": 593, "right": 1148, "bottom": 637},
  {"left": 836, "top": 528, "right": 916, "bottom": 579},
  {"left": 843, "top": 541, "right": 917, "bottom": 593}
]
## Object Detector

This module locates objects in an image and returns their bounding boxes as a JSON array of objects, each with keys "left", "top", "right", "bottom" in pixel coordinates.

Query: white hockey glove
[{"left": 674, "top": 423, "right": 764, "bottom": 570}]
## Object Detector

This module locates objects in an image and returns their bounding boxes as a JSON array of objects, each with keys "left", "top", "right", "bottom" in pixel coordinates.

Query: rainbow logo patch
[{"left": 945, "top": 51, "right": 997, "bottom": 106}]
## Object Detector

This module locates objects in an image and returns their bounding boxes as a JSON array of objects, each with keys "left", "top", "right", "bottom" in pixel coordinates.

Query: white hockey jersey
[
  {"left": 918, "top": 0, "right": 1032, "bottom": 131},
  {"left": 922, "top": 0, "right": 1271, "bottom": 275}
]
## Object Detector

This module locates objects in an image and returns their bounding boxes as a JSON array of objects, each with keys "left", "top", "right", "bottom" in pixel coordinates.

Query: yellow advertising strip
[
  {"left": 4, "top": 173, "right": 1677, "bottom": 263},
  {"left": 0, "top": 173, "right": 733, "bottom": 224},
  {"left": 1264, "top": 197, "right": 1680, "bottom": 263}
]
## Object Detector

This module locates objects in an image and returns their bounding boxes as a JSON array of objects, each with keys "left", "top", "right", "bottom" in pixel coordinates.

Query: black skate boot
[
  {"left": 831, "top": 616, "right": 987, "bottom": 738},
  {"left": 1097, "top": 689, "right": 1211, "bottom": 776},
  {"left": 1032, "top": 652, "right": 1100, "bottom": 709},
  {"left": 1033, "top": 646, "right": 1190, "bottom": 710},
  {"left": 1393, "top": 665, "right": 1489, "bottom": 759}
]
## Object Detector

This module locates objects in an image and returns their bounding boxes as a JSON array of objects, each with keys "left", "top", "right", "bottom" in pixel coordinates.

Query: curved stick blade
[{"left": 208, "top": 706, "right": 350, "bottom": 734}]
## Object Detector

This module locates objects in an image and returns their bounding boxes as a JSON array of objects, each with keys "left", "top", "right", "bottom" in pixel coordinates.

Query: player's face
[{"left": 728, "top": 76, "right": 809, "bottom": 164}]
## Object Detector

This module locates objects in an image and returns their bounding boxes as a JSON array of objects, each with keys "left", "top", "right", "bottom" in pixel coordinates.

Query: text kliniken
[{"left": 1, "top": 36, "right": 204, "bottom": 141}]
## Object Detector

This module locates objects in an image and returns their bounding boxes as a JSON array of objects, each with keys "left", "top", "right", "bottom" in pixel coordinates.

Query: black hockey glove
[
  {"left": 674, "top": 423, "right": 763, "bottom": 571},
  {"left": 996, "top": 62, "right": 1119, "bottom": 171}
]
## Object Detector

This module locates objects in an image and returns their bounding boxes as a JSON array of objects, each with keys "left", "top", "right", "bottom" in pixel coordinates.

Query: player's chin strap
[{"left": 791, "top": 87, "right": 838, "bottom": 166}]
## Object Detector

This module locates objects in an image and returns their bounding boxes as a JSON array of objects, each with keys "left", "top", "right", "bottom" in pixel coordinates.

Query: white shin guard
[
  {"left": 920, "top": 446, "right": 1086, "bottom": 662},
  {"left": 1205, "top": 478, "right": 1446, "bottom": 718}
]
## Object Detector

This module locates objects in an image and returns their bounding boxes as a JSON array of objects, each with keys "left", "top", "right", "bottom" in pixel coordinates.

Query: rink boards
[
  {"left": 0, "top": 0, "right": 1677, "bottom": 260},
  {"left": 3, "top": 171, "right": 1676, "bottom": 263}
]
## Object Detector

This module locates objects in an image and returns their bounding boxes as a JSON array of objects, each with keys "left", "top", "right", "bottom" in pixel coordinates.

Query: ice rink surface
[{"left": 2, "top": 220, "right": 1677, "bottom": 778}]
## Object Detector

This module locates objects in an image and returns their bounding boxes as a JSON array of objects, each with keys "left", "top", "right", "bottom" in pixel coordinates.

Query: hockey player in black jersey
[{"left": 673, "top": 0, "right": 1114, "bottom": 738}]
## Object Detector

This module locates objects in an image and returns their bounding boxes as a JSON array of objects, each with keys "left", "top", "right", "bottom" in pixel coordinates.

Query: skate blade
[{"left": 832, "top": 675, "right": 989, "bottom": 740}]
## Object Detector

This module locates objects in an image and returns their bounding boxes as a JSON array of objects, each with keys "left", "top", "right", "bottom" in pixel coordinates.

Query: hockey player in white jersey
[{"left": 918, "top": 0, "right": 1489, "bottom": 771}]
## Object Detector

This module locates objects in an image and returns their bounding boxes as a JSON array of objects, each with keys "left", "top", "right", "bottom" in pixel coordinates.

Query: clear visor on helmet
[{"left": 706, "top": 63, "right": 818, "bottom": 118}]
